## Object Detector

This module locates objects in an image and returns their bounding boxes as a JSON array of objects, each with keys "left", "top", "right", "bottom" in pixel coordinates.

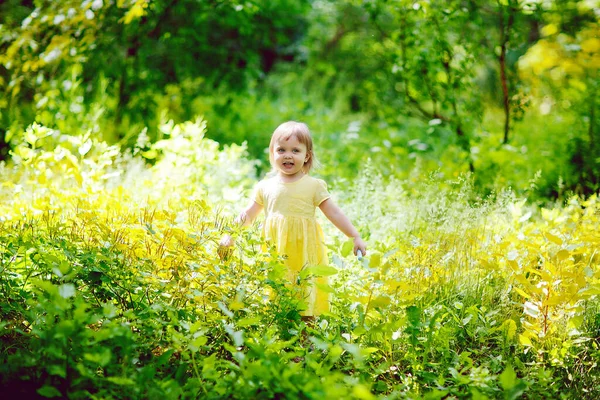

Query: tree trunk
[
  {"left": 0, "top": 128, "right": 9, "bottom": 162},
  {"left": 499, "top": 3, "right": 514, "bottom": 145}
]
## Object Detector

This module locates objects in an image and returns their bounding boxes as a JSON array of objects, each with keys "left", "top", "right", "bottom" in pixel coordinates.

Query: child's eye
[
  {"left": 293, "top": 149, "right": 299, "bottom": 153},
  {"left": 277, "top": 148, "right": 284, "bottom": 153}
]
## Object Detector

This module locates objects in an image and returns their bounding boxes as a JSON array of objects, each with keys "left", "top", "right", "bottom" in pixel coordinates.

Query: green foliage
[
  {"left": 1, "top": 0, "right": 598, "bottom": 196},
  {"left": 0, "top": 1, "right": 598, "bottom": 394},
  {"left": 0, "top": 0, "right": 311, "bottom": 145},
  {"left": 1, "top": 122, "right": 600, "bottom": 398}
]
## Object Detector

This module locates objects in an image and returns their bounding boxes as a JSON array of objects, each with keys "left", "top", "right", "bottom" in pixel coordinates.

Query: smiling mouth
[{"left": 283, "top": 161, "right": 294, "bottom": 166}]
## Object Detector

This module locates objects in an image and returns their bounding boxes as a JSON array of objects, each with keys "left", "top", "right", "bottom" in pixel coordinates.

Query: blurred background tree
[
  {"left": 0, "top": 0, "right": 598, "bottom": 198},
  {"left": 0, "top": 0, "right": 310, "bottom": 143}
]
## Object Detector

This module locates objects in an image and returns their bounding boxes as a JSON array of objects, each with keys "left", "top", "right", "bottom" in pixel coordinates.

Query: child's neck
[{"left": 277, "top": 172, "right": 305, "bottom": 183}]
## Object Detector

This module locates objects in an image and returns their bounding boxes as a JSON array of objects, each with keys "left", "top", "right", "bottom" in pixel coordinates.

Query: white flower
[
  {"left": 92, "top": 0, "right": 103, "bottom": 11},
  {"left": 42, "top": 48, "right": 61, "bottom": 63}
]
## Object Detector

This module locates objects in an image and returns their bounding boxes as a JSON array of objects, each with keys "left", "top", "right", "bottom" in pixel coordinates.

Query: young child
[{"left": 220, "top": 121, "right": 366, "bottom": 318}]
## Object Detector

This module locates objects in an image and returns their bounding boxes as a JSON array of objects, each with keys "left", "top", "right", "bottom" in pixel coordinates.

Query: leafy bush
[{"left": 1, "top": 121, "right": 599, "bottom": 398}]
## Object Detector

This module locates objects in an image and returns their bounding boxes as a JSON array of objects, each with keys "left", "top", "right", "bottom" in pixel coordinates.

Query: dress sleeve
[
  {"left": 313, "top": 179, "right": 331, "bottom": 206},
  {"left": 253, "top": 182, "right": 264, "bottom": 206}
]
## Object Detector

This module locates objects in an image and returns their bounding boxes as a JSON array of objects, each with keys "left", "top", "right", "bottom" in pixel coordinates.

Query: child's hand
[
  {"left": 220, "top": 234, "right": 234, "bottom": 247},
  {"left": 353, "top": 237, "right": 367, "bottom": 256},
  {"left": 218, "top": 234, "right": 234, "bottom": 260}
]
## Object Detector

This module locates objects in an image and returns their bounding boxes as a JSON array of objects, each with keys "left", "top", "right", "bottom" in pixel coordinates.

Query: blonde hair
[{"left": 269, "top": 121, "right": 318, "bottom": 173}]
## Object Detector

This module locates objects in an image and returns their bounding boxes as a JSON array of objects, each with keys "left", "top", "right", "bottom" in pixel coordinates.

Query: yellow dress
[{"left": 254, "top": 174, "right": 330, "bottom": 316}]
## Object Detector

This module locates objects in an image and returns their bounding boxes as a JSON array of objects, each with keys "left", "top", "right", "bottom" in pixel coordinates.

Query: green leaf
[
  {"left": 299, "top": 265, "right": 338, "bottom": 279},
  {"left": 543, "top": 232, "right": 562, "bottom": 245},
  {"left": 268, "top": 263, "right": 286, "bottom": 281},
  {"left": 228, "top": 300, "right": 244, "bottom": 311},
  {"left": 568, "top": 315, "right": 584, "bottom": 330},
  {"left": 424, "top": 389, "right": 449, "bottom": 400},
  {"left": 363, "top": 346, "right": 380, "bottom": 355},
  {"left": 189, "top": 335, "right": 208, "bottom": 352},
  {"left": 499, "top": 364, "right": 517, "bottom": 390},
  {"left": 499, "top": 364, "right": 527, "bottom": 400},
  {"left": 353, "top": 325, "right": 367, "bottom": 336},
  {"left": 84, "top": 348, "right": 112, "bottom": 367},
  {"left": 556, "top": 249, "right": 570, "bottom": 260},
  {"left": 470, "top": 388, "right": 487, "bottom": 400},
  {"left": 503, "top": 319, "right": 517, "bottom": 341},
  {"left": 406, "top": 305, "right": 421, "bottom": 328},
  {"left": 519, "top": 334, "right": 533, "bottom": 347},
  {"left": 37, "top": 385, "right": 62, "bottom": 398},
  {"left": 58, "top": 260, "right": 71, "bottom": 275},
  {"left": 315, "top": 282, "right": 336, "bottom": 293},
  {"left": 352, "top": 384, "right": 375, "bottom": 399},
  {"left": 340, "top": 239, "right": 353, "bottom": 257},
  {"left": 102, "top": 302, "right": 117, "bottom": 318},
  {"left": 236, "top": 317, "right": 261, "bottom": 327},
  {"left": 47, "top": 365, "right": 66, "bottom": 378},
  {"left": 56, "top": 320, "right": 75, "bottom": 336},
  {"left": 106, "top": 376, "right": 135, "bottom": 385},
  {"left": 513, "top": 287, "right": 530, "bottom": 299},
  {"left": 369, "top": 252, "right": 382, "bottom": 268},
  {"left": 25, "top": 130, "right": 38, "bottom": 147},
  {"left": 370, "top": 296, "right": 391, "bottom": 308},
  {"left": 374, "top": 381, "right": 388, "bottom": 393},
  {"left": 58, "top": 283, "right": 75, "bottom": 298},
  {"left": 33, "top": 279, "right": 58, "bottom": 295}
]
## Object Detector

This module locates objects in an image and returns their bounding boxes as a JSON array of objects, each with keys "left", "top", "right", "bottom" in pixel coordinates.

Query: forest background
[
  {"left": 2, "top": 0, "right": 599, "bottom": 197},
  {"left": 1, "top": 0, "right": 600, "bottom": 399}
]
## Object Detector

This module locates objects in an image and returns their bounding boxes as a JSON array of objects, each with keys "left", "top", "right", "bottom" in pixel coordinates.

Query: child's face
[{"left": 273, "top": 135, "right": 309, "bottom": 177}]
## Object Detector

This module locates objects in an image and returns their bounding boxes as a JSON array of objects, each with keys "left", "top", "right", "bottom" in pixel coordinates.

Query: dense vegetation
[
  {"left": 1, "top": 0, "right": 599, "bottom": 398},
  {"left": 1, "top": 122, "right": 600, "bottom": 398},
  {"left": 2, "top": 0, "right": 598, "bottom": 197}
]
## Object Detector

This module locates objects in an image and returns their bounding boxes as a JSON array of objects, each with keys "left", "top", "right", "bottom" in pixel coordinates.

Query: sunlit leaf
[
  {"left": 544, "top": 232, "right": 563, "bottom": 245},
  {"left": 369, "top": 252, "right": 382, "bottom": 268},
  {"left": 523, "top": 301, "right": 540, "bottom": 318},
  {"left": 106, "top": 377, "right": 135, "bottom": 385},
  {"left": 236, "top": 317, "right": 261, "bottom": 327},
  {"left": 340, "top": 239, "right": 354, "bottom": 257},
  {"left": 229, "top": 301, "right": 244, "bottom": 311},
  {"left": 352, "top": 384, "right": 375, "bottom": 400},
  {"left": 499, "top": 364, "right": 517, "bottom": 390},
  {"left": 513, "top": 287, "right": 530, "bottom": 299},
  {"left": 556, "top": 249, "right": 570, "bottom": 261},
  {"left": 519, "top": 334, "right": 533, "bottom": 347},
  {"left": 316, "top": 282, "right": 336, "bottom": 293},
  {"left": 58, "top": 283, "right": 75, "bottom": 299},
  {"left": 370, "top": 296, "right": 391, "bottom": 308},
  {"left": 503, "top": 319, "right": 517, "bottom": 341},
  {"left": 299, "top": 265, "right": 338, "bottom": 278},
  {"left": 189, "top": 336, "right": 208, "bottom": 352}
]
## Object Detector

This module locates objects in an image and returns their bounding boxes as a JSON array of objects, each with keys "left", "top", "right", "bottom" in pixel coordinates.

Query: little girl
[{"left": 220, "top": 121, "right": 366, "bottom": 318}]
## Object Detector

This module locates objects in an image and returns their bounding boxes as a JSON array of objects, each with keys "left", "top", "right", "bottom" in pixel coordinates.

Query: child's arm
[
  {"left": 319, "top": 198, "right": 367, "bottom": 255},
  {"left": 220, "top": 201, "right": 263, "bottom": 247},
  {"left": 236, "top": 201, "right": 263, "bottom": 228}
]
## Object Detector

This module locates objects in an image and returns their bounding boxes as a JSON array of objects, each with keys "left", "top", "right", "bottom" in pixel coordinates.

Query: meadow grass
[{"left": 1, "top": 121, "right": 599, "bottom": 399}]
